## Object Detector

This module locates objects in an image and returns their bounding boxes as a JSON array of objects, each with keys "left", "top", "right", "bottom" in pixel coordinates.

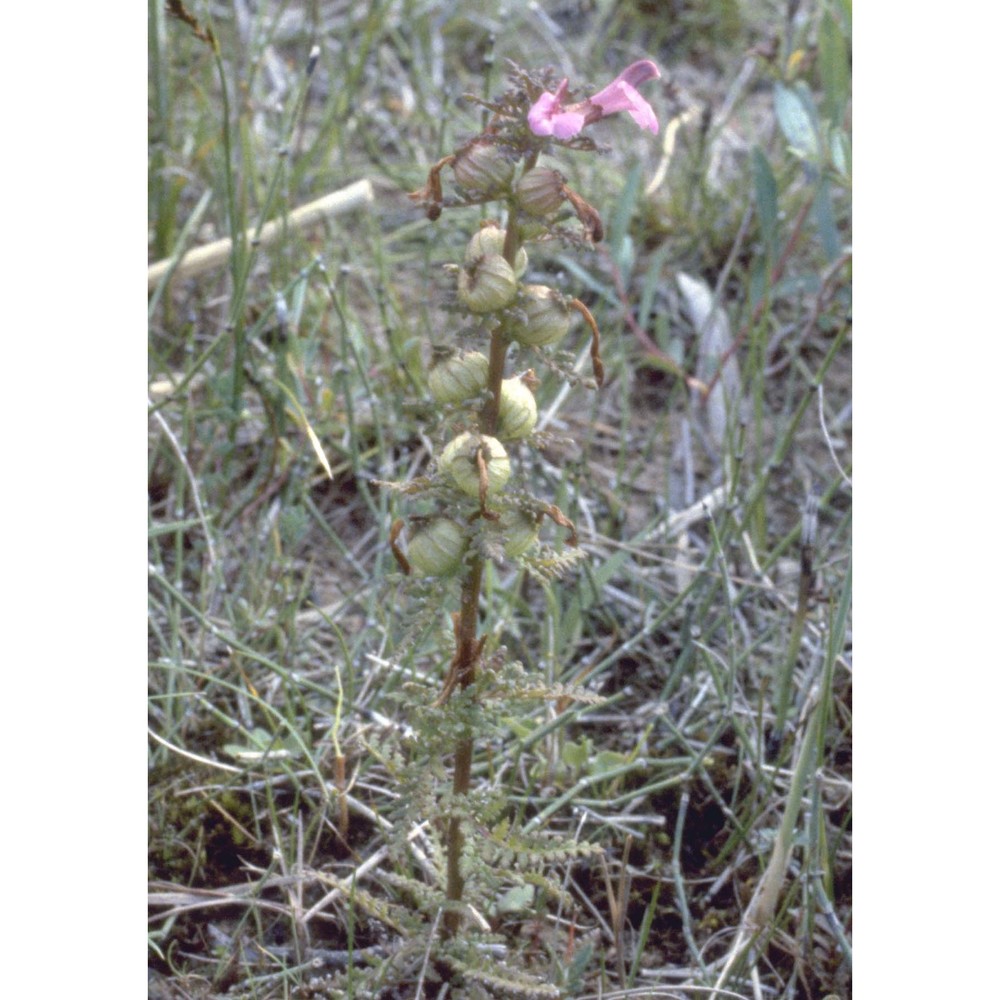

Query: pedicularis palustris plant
[{"left": 378, "top": 60, "right": 660, "bottom": 978}]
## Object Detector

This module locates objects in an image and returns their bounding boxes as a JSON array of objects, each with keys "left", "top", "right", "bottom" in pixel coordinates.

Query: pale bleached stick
[{"left": 147, "top": 179, "right": 375, "bottom": 291}]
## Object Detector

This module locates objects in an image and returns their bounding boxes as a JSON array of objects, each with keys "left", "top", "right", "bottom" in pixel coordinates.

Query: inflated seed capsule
[
  {"left": 457, "top": 253, "right": 518, "bottom": 313},
  {"left": 440, "top": 432, "right": 511, "bottom": 497},
  {"left": 516, "top": 168, "right": 567, "bottom": 218},
  {"left": 451, "top": 140, "right": 516, "bottom": 195},
  {"left": 500, "top": 509, "right": 541, "bottom": 558},
  {"left": 495, "top": 377, "right": 538, "bottom": 439},
  {"left": 510, "top": 284, "right": 572, "bottom": 347},
  {"left": 427, "top": 348, "right": 489, "bottom": 404},
  {"left": 407, "top": 517, "right": 468, "bottom": 577},
  {"left": 465, "top": 225, "right": 528, "bottom": 279}
]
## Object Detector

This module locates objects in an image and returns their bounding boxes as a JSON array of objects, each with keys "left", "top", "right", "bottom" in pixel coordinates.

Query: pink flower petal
[
  {"left": 528, "top": 79, "right": 577, "bottom": 137},
  {"left": 625, "top": 97, "right": 659, "bottom": 134},
  {"left": 526, "top": 63, "right": 661, "bottom": 138},
  {"left": 590, "top": 81, "right": 659, "bottom": 134},
  {"left": 527, "top": 92, "right": 561, "bottom": 135},
  {"left": 615, "top": 60, "right": 661, "bottom": 89},
  {"left": 588, "top": 60, "right": 662, "bottom": 135},
  {"left": 589, "top": 81, "right": 635, "bottom": 115},
  {"left": 548, "top": 110, "right": 588, "bottom": 139}
]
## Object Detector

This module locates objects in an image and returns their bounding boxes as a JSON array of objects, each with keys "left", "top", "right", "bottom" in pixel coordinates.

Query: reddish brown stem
[
  {"left": 480, "top": 329, "right": 508, "bottom": 437},
  {"left": 442, "top": 216, "right": 524, "bottom": 940},
  {"left": 442, "top": 562, "right": 483, "bottom": 937}
]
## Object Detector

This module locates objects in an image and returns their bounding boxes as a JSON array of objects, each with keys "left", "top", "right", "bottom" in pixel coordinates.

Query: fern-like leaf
[{"left": 522, "top": 545, "right": 589, "bottom": 582}]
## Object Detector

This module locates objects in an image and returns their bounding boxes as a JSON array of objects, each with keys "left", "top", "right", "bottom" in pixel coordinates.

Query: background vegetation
[{"left": 148, "top": 1, "right": 851, "bottom": 996}]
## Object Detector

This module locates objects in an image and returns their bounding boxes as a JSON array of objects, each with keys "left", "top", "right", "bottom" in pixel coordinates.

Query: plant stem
[
  {"left": 442, "top": 220, "right": 523, "bottom": 939},
  {"left": 443, "top": 562, "right": 483, "bottom": 938},
  {"left": 481, "top": 327, "right": 508, "bottom": 436}
]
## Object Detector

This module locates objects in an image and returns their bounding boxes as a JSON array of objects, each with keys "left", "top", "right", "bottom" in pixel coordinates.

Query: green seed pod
[
  {"left": 451, "top": 141, "right": 516, "bottom": 195},
  {"left": 500, "top": 509, "right": 541, "bottom": 558},
  {"left": 465, "top": 225, "right": 528, "bottom": 279},
  {"left": 495, "top": 376, "right": 538, "bottom": 439},
  {"left": 457, "top": 253, "right": 518, "bottom": 313},
  {"left": 428, "top": 348, "right": 489, "bottom": 404},
  {"left": 516, "top": 168, "right": 567, "bottom": 217},
  {"left": 440, "top": 432, "right": 511, "bottom": 497},
  {"left": 510, "top": 284, "right": 572, "bottom": 347},
  {"left": 407, "top": 517, "right": 468, "bottom": 577}
]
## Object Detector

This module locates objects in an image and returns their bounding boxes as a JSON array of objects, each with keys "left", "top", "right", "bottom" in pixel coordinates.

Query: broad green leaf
[
  {"left": 774, "top": 82, "right": 820, "bottom": 161},
  {"left": 504, "top": 717, "right": 535, "bottom": 740},
  {"left": 837, "top": 0, "right": 852, "bottom": 37},
  {"left": 818, "top": 8, "right": 850, "bottom": 124},
  {"left": 493, "top": 884, "right": 535, "bottom": 914},
  {"left": 592, "top": 749, "right": 629, "bottom": 774},
  {"left": 829, "top": 126, "right": 852, "bottom": 184},
  {"left": 607, "top": 162, "right": 643, "bottom": 268},
  {"left": 561, "top": 738, "right": 592, "bottom": 770},
  {"left": 812, "top": 177, "right": 842, "bottom": 261}
]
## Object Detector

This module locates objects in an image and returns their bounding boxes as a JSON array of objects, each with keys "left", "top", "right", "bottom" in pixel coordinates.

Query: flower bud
[
  {"left": 465, "top": 225, "right": 528, "bottom": 278},
  {"left": 510, "top": 284, "right": 572, "bottom": 347},
  {"left": 500, "top": 509, "right": 541, "bottom": 558},
  {"left": 407, "top": 517, "right": 468, "bottom": 577},
  {"left": 440, "top": 432, "right": 511, "bottom": 497},
  {"left": 451, "top": 141, "right": 516, "bottom": 195},
  {"left": 427, "top": 348, "right": 489, "bottom": 404},
  {"left": 516, "top": 168, "right": 567, "bottom": 217},
  {"left": 457, "top": 253, "right": 518, "bottom": 313},
  {"left": 495, "top": 376, "right": 538, "bottom": 439}
]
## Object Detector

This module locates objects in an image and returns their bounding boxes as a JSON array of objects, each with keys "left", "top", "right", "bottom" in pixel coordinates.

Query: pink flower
[{"left": 527, "top": 60, "right": 661, "bottom": 139}]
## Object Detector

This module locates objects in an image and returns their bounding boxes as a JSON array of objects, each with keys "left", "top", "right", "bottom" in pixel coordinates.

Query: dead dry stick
[{"left": 147, "top": 179, "right": 375, "bottom": 290}]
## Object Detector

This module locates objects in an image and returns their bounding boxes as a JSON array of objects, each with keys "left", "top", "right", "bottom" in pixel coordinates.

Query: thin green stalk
[
  {"left": 627, "top": 878, "right": 661, "bottom": 988},
  {"left": 148, "top": 0, "right": 175, "bottom": 263},
  {"left": 671, "top": 789, "right": 708, "bottom": 975},
  {"left": 212, "top": 27, "right": 319, "bottom": 448},
  {"left": 730, "top": 565, "right": 849, "bottom": 985},
  {"left": 773, "top": 495, "right": 818, "bottom": 738},
  {"left": 207, "top": 34, "right": 249, "bottom": 447},
  {"left": 740, "top": 323, "right": 849, "bottom": 527},
  {"left": 522, "top": 757, "right": 654, "bottom": 834}
]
